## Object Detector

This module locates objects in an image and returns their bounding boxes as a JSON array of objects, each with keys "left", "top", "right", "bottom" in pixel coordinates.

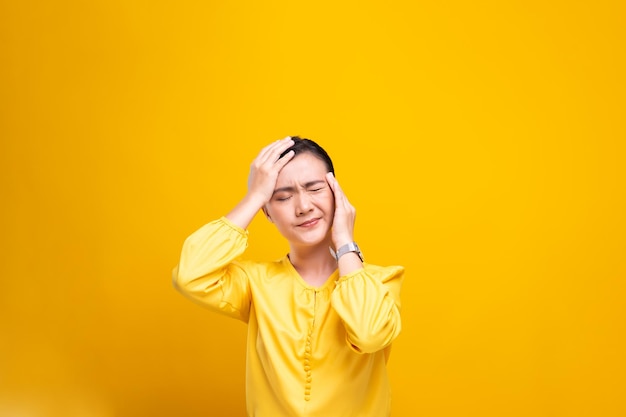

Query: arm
[
  {"left": 325, "top": 171, "right": 404, "bottom": 353},
  {"left": 172, "top": 217, "right": 253, "bottom": 321},
  {"left": 331, "top": 265, "right": 404, "bottom": 353},
  {"left": 226, "top": 137, "right": 295, "bottom": 229},
  {"left": 325, "top": 172, "right": 363, "bottom": 276},
  {"left": 172, "top": 137, "right": 296, "bottom": 320}
]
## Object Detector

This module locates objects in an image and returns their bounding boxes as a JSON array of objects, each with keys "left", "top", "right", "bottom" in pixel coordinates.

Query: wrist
[
  {"left": 333, "top": 235, "right": 354, "bottom": 249},
  {"left": 244, "top": 191, "right": 269, "bottom": 209},
  {"left": 330, "top": 241, "right": 363, "bottom": 262}
]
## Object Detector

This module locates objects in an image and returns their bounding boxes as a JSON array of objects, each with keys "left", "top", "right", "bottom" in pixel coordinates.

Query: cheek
[
  {"left": 313, "top": 192, "right": 335, "bottom": 211},
  {"left": 267, "top": 203, "right": 293, "bottom": 223}
]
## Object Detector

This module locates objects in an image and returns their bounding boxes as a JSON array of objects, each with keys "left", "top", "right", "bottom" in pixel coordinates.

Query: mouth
[{"left": 298, "top": 218, "right": 320, "bottom": 228}]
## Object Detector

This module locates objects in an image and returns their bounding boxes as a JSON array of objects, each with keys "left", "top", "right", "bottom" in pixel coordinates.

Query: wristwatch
[{"left": 330, "top": 242, "right": 364, "bottom": 262}]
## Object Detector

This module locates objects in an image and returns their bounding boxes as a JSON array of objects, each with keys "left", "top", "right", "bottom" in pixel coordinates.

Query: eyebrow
[{"left": 272, "top": 180, "right": 326, "bottom": 195}]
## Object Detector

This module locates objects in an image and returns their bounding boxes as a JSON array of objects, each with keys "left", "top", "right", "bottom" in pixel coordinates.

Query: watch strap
[{"left": 329, "top": 242, "right": 363, "bottom": 262}]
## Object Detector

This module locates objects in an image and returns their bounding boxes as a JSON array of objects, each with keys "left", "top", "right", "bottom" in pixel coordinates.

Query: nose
[{"left": 295, "top": 192, "right": 313, "bottom": 216}]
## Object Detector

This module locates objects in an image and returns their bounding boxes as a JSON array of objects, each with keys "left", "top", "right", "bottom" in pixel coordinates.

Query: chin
[{"left": 289, "top": 230, "right": 329, "bottom": 248}]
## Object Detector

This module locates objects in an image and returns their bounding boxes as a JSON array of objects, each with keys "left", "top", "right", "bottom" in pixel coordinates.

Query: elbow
[
  {"left": 171, "top": 265, "right": 186, "bottom": 292},
  {"left": 171, "top": 264, "right": 223, "bottom": 298},
  {"left": 347, "top": 320, "right": 402, "bottom": 354}
]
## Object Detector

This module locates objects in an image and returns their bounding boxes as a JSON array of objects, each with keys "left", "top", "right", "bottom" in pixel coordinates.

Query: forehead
[{"left": 276, "top": 152, "right": 328, "bottom": 185}]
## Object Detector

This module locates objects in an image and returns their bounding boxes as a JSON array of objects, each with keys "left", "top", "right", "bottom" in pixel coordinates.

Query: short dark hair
[{"left": 280, "top": 136, "right": 335, "bottom": 175}]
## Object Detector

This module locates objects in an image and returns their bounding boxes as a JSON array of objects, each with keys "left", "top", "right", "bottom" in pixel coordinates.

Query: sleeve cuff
[
  {"left": 219, "top": 216, "right": 249, "bottom": 237},
  {"left": 336, "top": 266, "right": 366, "bottom": 283}
]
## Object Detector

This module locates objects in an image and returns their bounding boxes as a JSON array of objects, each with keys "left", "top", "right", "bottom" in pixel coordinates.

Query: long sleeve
[
  {"left": 330, "top": 264, "right": 404, "bottom": 354},
  {"left": 172, "top": 217, "right": 252, "bottom": 322}
]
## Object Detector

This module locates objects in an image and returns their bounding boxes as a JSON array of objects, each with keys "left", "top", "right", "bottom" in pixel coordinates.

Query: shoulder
[{"left": 232, "top": 256, "right": 291, "bottom": 281}]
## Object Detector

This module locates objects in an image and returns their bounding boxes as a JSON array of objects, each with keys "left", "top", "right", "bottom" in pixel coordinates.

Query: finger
[
  {"left": 326, "top": 172, "right": 345, "bottom": 196},
  {"left": 274, "top": 149, "right": 295, "bottom": 169},
  {"left": 257, "top": 136, "right": 293, "bottom": 162},
  {"left": 255, "top": 137, "right": 290, "bottom": 161},
  {"left": 334, "top": 180, "right": 353, "bottom": 212},
  {"left": 325, "top": 172, "right": 337, "bottom": 195},
  {"left": 326, "top": 172, "right": 349, "bottom": 209},
  {"left": 258, "top": 137, "right": 294, "bottom": 165}
]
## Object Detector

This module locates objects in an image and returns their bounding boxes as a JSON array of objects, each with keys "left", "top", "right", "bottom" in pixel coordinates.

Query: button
[{"left": 305, "top": 396, "right": 310, "bottom": 401}]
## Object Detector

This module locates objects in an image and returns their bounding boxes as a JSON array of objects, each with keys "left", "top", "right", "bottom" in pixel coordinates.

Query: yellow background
[{"left": 1, "top": 0, "right": 625, "bottom": 416}]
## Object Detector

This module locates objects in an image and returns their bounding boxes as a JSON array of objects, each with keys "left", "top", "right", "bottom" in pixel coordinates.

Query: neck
[{"left": 288, "top": 242, "right": 337, "bottom": 287}]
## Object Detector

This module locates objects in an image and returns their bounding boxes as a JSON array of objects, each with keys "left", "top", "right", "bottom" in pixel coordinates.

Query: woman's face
[{"left": 264, "top": 152, "right": 335, "bottom": 248}]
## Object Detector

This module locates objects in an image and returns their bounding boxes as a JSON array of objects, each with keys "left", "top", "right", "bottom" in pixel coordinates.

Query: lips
[{"left": 298, "top": 218, "right": 320, "bottom": 227}]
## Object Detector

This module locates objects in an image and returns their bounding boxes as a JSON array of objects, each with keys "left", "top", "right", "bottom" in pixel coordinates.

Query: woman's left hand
[{"left": 326, "top": 172, "right": 356, "bottom": 248}]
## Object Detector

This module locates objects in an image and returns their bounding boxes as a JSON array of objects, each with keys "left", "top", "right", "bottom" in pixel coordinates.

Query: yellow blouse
[{"left": 173, "top": 217, "right": 404, "bottom": 417}]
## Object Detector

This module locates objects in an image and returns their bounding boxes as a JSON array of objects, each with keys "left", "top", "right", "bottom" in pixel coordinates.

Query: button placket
[{"left": 303, "top": 290, "right": 317, "bottom": 401}]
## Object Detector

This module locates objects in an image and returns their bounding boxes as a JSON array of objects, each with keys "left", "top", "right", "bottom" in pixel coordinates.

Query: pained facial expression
[{"left": 264, "top": 152, "right": 335, "bottom": 248}]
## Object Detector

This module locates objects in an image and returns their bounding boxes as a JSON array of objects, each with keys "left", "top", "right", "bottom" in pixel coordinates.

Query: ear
[{"left": 262, "top": 206, "right": 273, "bottom": 223}]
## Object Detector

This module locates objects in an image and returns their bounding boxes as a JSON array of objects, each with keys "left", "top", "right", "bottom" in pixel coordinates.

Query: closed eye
[{"left": 309, "top": 184, "right": 328, "bottom": 192}]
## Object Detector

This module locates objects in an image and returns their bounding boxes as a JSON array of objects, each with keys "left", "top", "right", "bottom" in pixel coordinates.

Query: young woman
[{"left": 173, "top": 136, "right": 404, "bottom": 416}]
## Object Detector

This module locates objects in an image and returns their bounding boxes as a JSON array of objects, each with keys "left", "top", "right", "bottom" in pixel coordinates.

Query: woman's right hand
[{"left": 246, "top": 136, "right": 295, "bottom": 205}]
